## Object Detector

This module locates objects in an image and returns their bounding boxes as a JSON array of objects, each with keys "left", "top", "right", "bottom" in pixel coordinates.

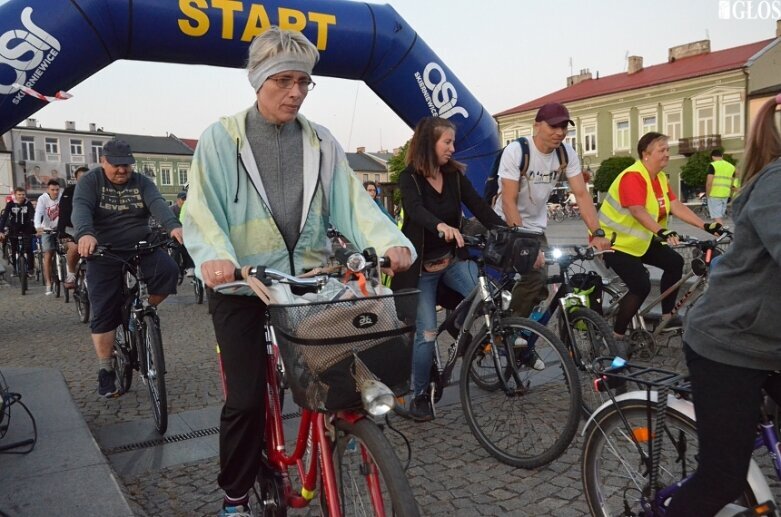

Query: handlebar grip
[
  {"left": 379, "top": 256, "right": 391, "bottom": 269},
  {"left": 234, "top": 268, "right": 245, "bottom": 281}
]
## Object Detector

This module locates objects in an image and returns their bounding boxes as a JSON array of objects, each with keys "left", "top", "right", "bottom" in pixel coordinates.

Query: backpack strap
[
  {"left": 518, "top": 137, "right": 530, "bottom": 178},
  {"left": 555, "top": 144, "right": 569, "bottom": 181}
]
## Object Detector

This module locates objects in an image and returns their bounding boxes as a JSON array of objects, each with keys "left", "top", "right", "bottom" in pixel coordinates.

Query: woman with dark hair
[
  {"left": 666, "top": 96, "right": 781, "bottom": 516},
  {"left": 391, "top": 116, "right": 506, "bottom": 421},
  {"left": 598, "top": 131, "right": 720, "bottom": 340},
  {"left": 363, "top": 180, "right": 395, "bottom": 221}
]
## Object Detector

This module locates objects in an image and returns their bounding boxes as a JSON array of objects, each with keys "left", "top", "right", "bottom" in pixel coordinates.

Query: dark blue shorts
[{"left": 86, "top": 248, "right": 178, "bottom": 333}]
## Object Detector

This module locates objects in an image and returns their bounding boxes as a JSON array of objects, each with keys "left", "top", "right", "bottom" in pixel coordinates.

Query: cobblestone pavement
[{"left": 0, "top": 218, "right": 736, "bottom": 517}]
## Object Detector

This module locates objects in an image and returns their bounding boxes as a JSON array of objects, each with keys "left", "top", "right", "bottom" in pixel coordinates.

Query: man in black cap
[
  {"left": 494, "top": 102, "right": 610, "bottom": 323},
  {"left": 72, "top": 138, "right": 183, "bottom": 398}
]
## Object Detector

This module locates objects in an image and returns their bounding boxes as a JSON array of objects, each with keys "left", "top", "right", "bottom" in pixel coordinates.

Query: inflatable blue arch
[{"left": 0, "top": 0, "right": 500, "bottom": 186}]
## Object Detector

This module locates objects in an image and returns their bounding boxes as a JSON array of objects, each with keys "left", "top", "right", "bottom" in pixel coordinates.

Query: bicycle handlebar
[{"left": 92, "top": 239, "right": 175, "bottom": 258}]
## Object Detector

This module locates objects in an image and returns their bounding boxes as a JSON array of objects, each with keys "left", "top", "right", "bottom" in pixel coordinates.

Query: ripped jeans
[{"left": 412, "top": 258, "right": 478, "bottom": 396}]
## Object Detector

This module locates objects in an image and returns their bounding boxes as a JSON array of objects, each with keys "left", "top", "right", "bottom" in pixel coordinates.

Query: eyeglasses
[{"left": 267, "top": 76, "right": 316, "bottom": 92}]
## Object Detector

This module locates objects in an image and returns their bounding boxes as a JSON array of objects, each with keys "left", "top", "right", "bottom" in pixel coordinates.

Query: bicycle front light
[
  {"left": 551, "top": 248, "right": 563, "bottom": 259},
  {"left": 359, "top": 379, "right": 395, "bottom": 416},
  {"left": 501, "top": 289, "right": 512, "bottom": 311}
]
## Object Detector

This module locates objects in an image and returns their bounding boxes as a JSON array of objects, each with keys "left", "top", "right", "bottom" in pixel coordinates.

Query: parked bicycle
[
  {"left": 547, "top": 202, "right": 566, "bottom": 223},
  {"left": 73, "top": 257, "right": 89, "bottom": 323},
  {"left": 215, "top": 246, "right": 420, "bottom": 516},
  {"left": 599, "top": 231, "right": 733, "bottom": 360},
  {"left": 581, "top": 356, "right": 779, "bottom": 516},
  {"left": 95, "top": 240, "right": 172, "bottom": 434},
  {"left": 394, "top": 227, "right": 583, "bottom": 468}
]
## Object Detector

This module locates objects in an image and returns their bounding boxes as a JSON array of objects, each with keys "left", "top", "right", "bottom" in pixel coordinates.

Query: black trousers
[
  {"left": 210, "top": 291, "right": 268, "bottom": 499},
  {"left": 604, "top": 239, "right": 683, "bottom": 334},
  {"left": 666, "top": 344, "right": 781, "bottom": 516}
]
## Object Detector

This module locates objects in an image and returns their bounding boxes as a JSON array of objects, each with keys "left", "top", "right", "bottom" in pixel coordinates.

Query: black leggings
[
  {"left": 666, "top": 344, "right": 781, "bottom": 516},
  {"left": 604, "top": 239, "right": 683, "bottom": 335}
]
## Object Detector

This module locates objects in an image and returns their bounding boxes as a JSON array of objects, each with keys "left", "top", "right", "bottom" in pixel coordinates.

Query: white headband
[{"left": 248, "top": 57, "right": 314, "bottom": 91}]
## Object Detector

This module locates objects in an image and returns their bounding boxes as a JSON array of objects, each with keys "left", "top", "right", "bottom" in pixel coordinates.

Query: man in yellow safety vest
[{"left": 705, "top": 149, "right": 737, "bottom": 225}]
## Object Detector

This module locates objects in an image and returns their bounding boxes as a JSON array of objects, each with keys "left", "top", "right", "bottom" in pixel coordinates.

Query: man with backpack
[{"left": 490, "top": 102, "right": 610, "bottom": 319}]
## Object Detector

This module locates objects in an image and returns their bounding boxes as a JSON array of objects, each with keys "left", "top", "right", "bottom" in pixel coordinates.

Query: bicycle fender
[{"left": 581, "top": 390, "right": 693, "bottom": 437}]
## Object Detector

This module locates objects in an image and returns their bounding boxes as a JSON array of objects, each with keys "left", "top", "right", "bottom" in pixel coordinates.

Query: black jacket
[
  {"left": 0, "top": 200, "right": 35, "bottom": 235},
  {"left": 391, "top": 165, "right": 505, "bottom": 315}
]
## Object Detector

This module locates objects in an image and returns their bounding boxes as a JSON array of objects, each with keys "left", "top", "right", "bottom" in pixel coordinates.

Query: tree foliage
[
  {"left": 680, "top": 149, "right": 737, "bottom": 188},
  {"left": 593, "top": 156, "right": 636, "bottom": 193},
  {"left": 387, "top": 141, "right": 409, "bottom": 206}
]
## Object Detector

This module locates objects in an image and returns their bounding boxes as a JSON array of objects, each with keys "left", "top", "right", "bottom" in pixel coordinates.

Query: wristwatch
[{"left": 590, "top": 228, "right": 606, "bottom": 238}]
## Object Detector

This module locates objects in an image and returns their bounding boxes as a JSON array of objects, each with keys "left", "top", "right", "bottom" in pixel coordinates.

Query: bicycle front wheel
[
  {"left": 143, "top": 314, "right": 168, "bottom": 434},
  {"left": 460, "top": 317, "right": 581, "bottom": 468},
  {"left": 112, "top": 325, "right": 134, "bottom": 394},
  {"left": 76, "top": 272, "right": 90, "bottom": 323},
  {"left": 560, "top": 307, "right": 622, "bottom": 415},
  {"left": 194, "top": 278, "right": 204, "bottom": 304},
  {"left": 19, "top": 253, "right": 27, "bottom": 295},
  {"left": 325, "top": 417, "right": 420, "bottom": 517},
  {"left": 581, "top": 402, "right": 759, "bottom": 516}
]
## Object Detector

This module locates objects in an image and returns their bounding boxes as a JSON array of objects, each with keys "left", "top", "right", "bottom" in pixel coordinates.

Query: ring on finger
[{"left": 215, "top": 271, "right": 223, "bottom": 276}]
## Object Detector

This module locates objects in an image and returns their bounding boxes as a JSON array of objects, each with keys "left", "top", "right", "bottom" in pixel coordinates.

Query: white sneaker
[
  {"left": 530, "top": 356, "right": 546, "bottom": 371},
  {"left": 185, "top": 267, "right": 195, "bottom": 277},
  {"left": 65, "top": 272, "right": 76, "bottom": 284},
  {"left": 45, "top": 286, "right": 53, "bottom": 295}
]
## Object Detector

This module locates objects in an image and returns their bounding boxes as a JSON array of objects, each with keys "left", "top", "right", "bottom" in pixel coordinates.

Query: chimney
[
  {"left": 89, "top": 123, "right": 97, "bottom": 132},
  {"left": 627, "top": 56, "right": 643, "bottom": 74},
  {"left": 668, "top": 40, "right": 710, "bottom": 62},
  {"left": 567, "top": 68, "right": 592, "bottom": 87},
  {"left": 25, "top": 118, "right": 37, "bottom": 128},
  {"left": 357, "top": 146, "right": 366, "bottom": 153},
  {"left": 65, "top": 120, "right": 76, "bottom": 130}
]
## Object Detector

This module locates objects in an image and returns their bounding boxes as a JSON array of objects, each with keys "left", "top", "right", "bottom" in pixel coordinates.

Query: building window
[
  {"left": 21, "top": 136, "right": 35, "bottom": 161},
  {"left": 695, "top": 103, "right": 715, "bottom": 136},
  {"left": 722, "top": 96, "right": 742, "bottom": 137},
  {"left": 45, "top": 137, "right": 59, "bottom": 155},
  {"left": 581, "top": 120, "right": 597, "bottom": 155},
  {"left": 565, "top": 129, "right": 577, "bottom": 150},
  {"left": 362, "top": 173, "right": 369, "bottom": 182},
  {"left": 91, "top": 141, "right": 102, "bottom": 163},
  {"left": 70, "top": 139, "right": 83, "bottom": 156},
  {"left": 142, "top": 162, "right": 156, "bottom": 180},
  {"left": 178, "top": 167, "right": 188, "bottom": 186},
  {"left": 160, "top": 165, "right": 172, "bottom": 186},
  {"left": 641, "top": 115, "right": 657, "bottom": 135},
  {"left": 613, "top": 118, "right": 630, "bottom": 151},
  {"left": 664, "top": 110, "right": 682, "bottom": 144}
]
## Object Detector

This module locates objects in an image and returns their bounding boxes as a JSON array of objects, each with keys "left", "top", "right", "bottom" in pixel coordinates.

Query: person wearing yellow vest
[
  {"left": 705, "top": 149, "right": 737, "bottom": 225},
  {"left": 598, "top": 132, "right": 723, "bottom": 340}
]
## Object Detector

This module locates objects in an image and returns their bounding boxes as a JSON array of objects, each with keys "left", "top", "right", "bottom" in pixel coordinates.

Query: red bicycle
[{"left": 214, "top": 248, "right": 420, "bottom": 516}]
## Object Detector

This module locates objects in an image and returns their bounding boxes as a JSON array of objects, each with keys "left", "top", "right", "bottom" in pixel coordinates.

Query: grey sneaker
[{"left": 98, "top": 369, "right": 118, "bottom": 398}]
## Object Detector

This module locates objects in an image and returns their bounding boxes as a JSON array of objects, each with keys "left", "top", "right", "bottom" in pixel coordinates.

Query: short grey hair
[{"left": 247, "top": 26, "right": 319, "bottom": 91}]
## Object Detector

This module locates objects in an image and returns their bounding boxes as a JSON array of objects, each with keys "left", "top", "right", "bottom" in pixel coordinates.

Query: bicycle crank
[{"left": 628, "top": 328, "right": 656, "bottom": 361}]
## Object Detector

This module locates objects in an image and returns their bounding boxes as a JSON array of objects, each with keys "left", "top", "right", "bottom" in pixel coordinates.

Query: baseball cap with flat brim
[
  {"left": 101, "top": 139, "right": 136, "bottom": 166},
  {"left": 535, "top": 103, "right": 574, "bottom": 127}
]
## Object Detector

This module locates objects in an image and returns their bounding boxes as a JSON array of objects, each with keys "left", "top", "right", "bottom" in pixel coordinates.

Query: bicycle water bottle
[{"left": 530, "top": 303, "right": 545, "bottom": 322}]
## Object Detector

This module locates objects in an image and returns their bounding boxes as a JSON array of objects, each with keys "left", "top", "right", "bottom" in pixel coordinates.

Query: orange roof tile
[{"left": 495, "top": 39, "right": 775, "bottom": 117}]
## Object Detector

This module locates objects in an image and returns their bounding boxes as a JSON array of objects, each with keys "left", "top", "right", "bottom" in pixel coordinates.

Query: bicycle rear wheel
[
  {"left": 560, "top": 307, "right": 622, "bottom": 415},
  {"left": 325, "top": 417, "right": 420, "bottom": 517},
  {"left": 143, "top": 314, "right": 168, "bottom": 434},
  {"left": 75, "top": 270, "right": 90, "bottom": 323},
  {"left": 460, "top": 317, "right": 581, "bottom": 468},
  {"left": 54, "top": 256, "right": 62, "bottom": 298},
  {"left": 194, "top": 278, "right": 204, "bottom": 304},
  {"left": 582, "top": 402, "right": 759, "bottom": 516},
  {"left": 112, "top": 325, "right": 134, "bottom": 394}
]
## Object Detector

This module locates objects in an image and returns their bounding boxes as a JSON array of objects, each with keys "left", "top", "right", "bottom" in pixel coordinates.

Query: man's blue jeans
[{"left": 412, "top": 258, "right": 478, "bottom": 396}]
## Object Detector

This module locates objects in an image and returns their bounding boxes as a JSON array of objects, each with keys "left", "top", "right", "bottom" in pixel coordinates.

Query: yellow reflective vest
[
  {"left": 709, "top": 160, "right": 736, "bottom": 199},
  {"left": 599, "top": 160, "right": 670, "bottom": 257}
]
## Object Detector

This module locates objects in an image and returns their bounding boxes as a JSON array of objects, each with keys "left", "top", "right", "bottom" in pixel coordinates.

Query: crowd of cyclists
[{"left": 2, "top": 23, "right": 778, "bottom": 517}]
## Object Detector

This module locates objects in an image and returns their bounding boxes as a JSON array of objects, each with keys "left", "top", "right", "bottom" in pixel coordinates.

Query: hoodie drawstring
[{"left": 234, "top": 137, "right": 240, "bottom": 203}]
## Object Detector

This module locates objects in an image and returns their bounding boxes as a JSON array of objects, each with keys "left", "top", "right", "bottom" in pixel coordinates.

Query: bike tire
[
  {"left": 36, "top": 249, "right": 44, "bottom": 285},
  {"left": 460, "top": 316, "right": 581, "bottom": 468},
  {"left": 194, "top": 278, "right": 204, "bottom": 304},
  {"left": 582, "top": 402, "right": 759, "bottom": 516},
  {"left": 76, "top": 273, "right": 90, "bottom": 323},
  {"left": 54, "top": 258, "right": 61, "bottom": 298},
  {"left": 553, "top": 209, "right": 565, "bottom": 223},
  {"left": 143, "top": 314, "right": 168, "bottom": 435},
  {"left": 324, "top": 417, "right": 420, "bottom": 517},
  {"left": 112, "top": 325, "right": 134, "bottom": 394},
  {"left": 559, "top": 307, "right": 622, "bottom": 415},
  {"left": 19, "top": 253, "right": 27, "bottom": 295}
]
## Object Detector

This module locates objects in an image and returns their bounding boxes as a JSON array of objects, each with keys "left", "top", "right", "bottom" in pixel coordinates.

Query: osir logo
[
  {"left": 0, "top": 7, "right": 61, "bottom": 99},
  {"left": 414, "top": 62, "right": 469, "bottom": 120}
]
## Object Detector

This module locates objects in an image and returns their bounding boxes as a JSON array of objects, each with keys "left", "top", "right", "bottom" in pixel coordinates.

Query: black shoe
[
  {"left": 98, "top": 369, "right": 119, "bottom": 398},
  {"left": 409, "top": 393, "right": 434, "bottom": 422}
]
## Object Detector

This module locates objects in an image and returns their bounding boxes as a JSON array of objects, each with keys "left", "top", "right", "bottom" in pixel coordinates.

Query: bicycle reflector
[{"left": 631, "top": 427, "right": 652, "bottom": 443}]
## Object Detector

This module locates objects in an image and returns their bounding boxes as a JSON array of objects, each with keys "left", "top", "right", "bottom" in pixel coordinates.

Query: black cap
[
  {"left": 177, "top": 191, "right": 187, "bottom": 200},
  {"left": 101, "top": 139, "right": 135, "bottom": 166}
]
